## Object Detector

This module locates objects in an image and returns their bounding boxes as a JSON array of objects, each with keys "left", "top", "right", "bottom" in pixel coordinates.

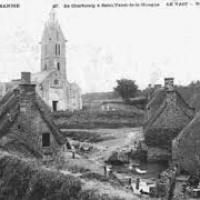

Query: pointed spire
[{"left": 49, "top": 8, "right": 56, "bottom": 23}]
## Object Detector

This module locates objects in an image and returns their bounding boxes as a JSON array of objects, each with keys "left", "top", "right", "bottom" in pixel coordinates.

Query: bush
[
  {"left": 0, "top": 153, "right": 126, "bottom": 200},
  {"left": 79, "top": 189, "right": 125, "bottom": 200},
  {"left": 0, "top": 154, "right": 80, "bottom": 200}
]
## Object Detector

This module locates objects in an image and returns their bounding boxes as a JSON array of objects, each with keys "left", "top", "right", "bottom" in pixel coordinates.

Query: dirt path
[
  {"left": 88, "top": 127, "right": 144, "bottom": 162},
  {"left": 59, "top": 127, "right": 155, "bottom": 200}
]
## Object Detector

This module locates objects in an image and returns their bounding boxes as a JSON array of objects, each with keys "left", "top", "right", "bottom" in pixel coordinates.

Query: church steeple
[
  {"left": 40, "top": 9, "right": 67, "bottom": 79},
  {"left": 49, "top": 8, "right": 56, "bottom": 23}
]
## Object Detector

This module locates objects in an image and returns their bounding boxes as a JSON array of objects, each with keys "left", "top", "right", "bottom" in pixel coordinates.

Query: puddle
[{"left": 111, "top": 161, "right": 168, "bottom": 179}]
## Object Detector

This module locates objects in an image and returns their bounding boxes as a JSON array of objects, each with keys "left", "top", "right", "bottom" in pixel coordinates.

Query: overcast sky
[{"left": 0, "top": 0, "right": 200, "bottom": 93}]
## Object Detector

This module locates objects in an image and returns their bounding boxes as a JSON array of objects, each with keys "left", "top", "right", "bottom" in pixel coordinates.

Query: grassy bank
[
  {"left": 0, "top": 151, "right": 127, "bottom": 200},
  {"left": 53, "top": 110, "right": 144, "bottom": 129},
  {"left": 61, "top": 129, "right": 115, "bottom": 143}
]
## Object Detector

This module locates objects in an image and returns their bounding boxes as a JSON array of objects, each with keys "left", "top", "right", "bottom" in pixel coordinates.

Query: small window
[
  {"left": 57, "top": 62, "right": 60, "bottom": 71},
  {"left": 58, "top": 44, "right": 60, "bottom": 55},
  {"left": 54, "top": 79, "right": 59, "bottom": 85},
  {"left": 17, "top": 125, "right": 21, "bottom": 130},
  {"left": 42, "top": 133, "right": 50, "bottom": 147},
  {"left": 52, "top": 101, "right": 58, "bottom": 112},
  {"left": 55, "top": 44, "right": 61, "bottom": 56}
]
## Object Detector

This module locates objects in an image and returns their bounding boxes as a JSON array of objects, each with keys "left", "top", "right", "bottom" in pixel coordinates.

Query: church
[{"left": 0, "top": 9, "right": 82, "bottom": 112}]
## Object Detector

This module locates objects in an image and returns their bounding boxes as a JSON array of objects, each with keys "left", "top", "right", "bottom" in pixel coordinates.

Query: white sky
[{"left": 0, "top": 0, "right": 200, "bottom": 93}]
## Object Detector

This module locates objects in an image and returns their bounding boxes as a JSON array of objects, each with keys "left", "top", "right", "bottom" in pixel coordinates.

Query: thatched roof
[
  {"left": 145, "top": 88, "right": 195, "bottom": 131},
  {"left": 146, "top": 88, "right": 166, "bottom": 110},
  {"left": 147, "top": 87, "right": 194, "bottom": 111},
  {"left": 172, "top": 110, "right": 200, "bottom": 173},
  {"left": 0, "top": 85, "right": 69, "bottom": 157},
  {"left": 173, "top": 110, "right": 200, "bottom": 145}
]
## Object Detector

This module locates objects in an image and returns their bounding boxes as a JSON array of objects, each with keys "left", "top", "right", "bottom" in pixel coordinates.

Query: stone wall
[{"left": 37, "top": 72, "right": 70, "bottom": 111}]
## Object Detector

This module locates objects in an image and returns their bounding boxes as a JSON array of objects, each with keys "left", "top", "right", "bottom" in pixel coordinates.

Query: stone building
[
  {"left": 172, "top": 111, "right": 200, "bottom": 174},
  {"left": 0, "top": 9, "right": 82, "bottom": 112},
  {"left": 0, "top": 72, "right": 69, "bottom": 158},
  {"left": 32, "top": 9, "right": 82, "bottom": 111},
  {"left": 144, "top": 78, "right": 195, "bottom": 150}
]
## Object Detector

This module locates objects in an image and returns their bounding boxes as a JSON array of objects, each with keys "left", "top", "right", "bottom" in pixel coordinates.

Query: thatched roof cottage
[
  {"left": 0, "top": 72, "right": 70, "bottom": 158},
  {"left": 144, "top": 78, "right": 195, "bottom": 150}
]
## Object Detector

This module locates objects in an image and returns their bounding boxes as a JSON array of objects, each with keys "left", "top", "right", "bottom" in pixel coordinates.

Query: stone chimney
[
  {"left": 164, "top": 78, "right": 176, "bottom": 106},
  {"left": 21, "top": 72, "right": 31, "bottom": 84},
  {"left": 19, "top": 72, "right": 36, "bottom": 134},
  {"left": 19, "top": 72, "right": 36, "bottom": 111},
  {"left": 164, "top": 78, "right": 174, "bottom": 91}
]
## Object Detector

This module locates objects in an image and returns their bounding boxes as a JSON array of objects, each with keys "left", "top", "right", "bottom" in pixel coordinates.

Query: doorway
[
  {"left": 42, "top": 133, "right": 50, "bottom": 147},
  {"left": 52, "top": 101, "right": 58, "bottom": 111}
]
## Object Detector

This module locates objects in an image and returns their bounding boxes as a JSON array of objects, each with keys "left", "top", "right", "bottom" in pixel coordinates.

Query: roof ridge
[
  {"left": 146, "top": 88, "right": 166, "bottom": 109},
  {"left": 144, "top": 101, "right": 167, "bottom": 131},
  {"left": 177, "top": 99, "right": 194, "bottom": 120},
  {"left": 173, "top": 111, "right": 199, "bottom": 145},
  {"left": 0, "top": 94, "right": 19, "bottom": 123},
  {"left": 175, "top": 90, "right": 194, "bottom": 111},
  {"left": 0, "top": 90, "right": 14, "bottom": 106}
]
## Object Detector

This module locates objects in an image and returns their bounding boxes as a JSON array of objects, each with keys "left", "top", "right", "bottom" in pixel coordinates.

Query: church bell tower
[{"left": 40, "top": 9, "right": 67, "bottom": 80}]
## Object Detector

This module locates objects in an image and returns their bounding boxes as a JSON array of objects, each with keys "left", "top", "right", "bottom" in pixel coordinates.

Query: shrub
[
  {"left": 80, "top": 172, "right": 122, "bottom": 187},
  {"left": 79, "top": 189, "right": 125, "bottom": 200},
  {"left": 0, "top": 153, "right": 126, "bottom": 200},
  {"left": 0, "top": 154, "right": 82, "bottom": 200}
]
